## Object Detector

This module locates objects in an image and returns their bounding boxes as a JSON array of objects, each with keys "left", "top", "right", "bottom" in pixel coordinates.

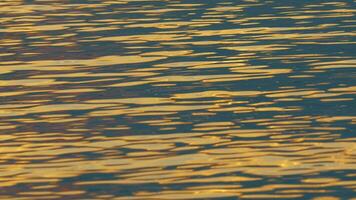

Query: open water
[{"left": 0, "top": 0, "right": 355, "bottom": 199}]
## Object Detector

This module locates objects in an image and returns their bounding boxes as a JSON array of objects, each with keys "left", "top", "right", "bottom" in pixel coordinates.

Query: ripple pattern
[{"left": 0, "top": 0, "right": 355, "bottom": 199}]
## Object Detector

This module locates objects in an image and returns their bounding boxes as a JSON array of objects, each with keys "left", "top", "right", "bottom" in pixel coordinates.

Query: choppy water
[{"left": 1, "top": 0, "right": 356, "bottom": 199}]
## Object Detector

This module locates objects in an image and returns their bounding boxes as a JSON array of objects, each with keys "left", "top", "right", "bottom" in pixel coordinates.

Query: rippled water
[{"left": 1, "top": 0, "right": 356, "bottom": 199}]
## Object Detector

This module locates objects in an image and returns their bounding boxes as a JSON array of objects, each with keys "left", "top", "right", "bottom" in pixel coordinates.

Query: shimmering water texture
[{"left": 1, "top": 0, "right": 356, "bottom": 199}]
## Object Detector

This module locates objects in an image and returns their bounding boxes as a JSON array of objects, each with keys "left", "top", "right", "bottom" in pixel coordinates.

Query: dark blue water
[{"left": 0, "top": 0, "right": 355, "bottom": 199}]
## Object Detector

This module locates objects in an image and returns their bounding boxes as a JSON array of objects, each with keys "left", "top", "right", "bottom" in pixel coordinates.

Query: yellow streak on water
[{"left": 0, "top": 0, "right": 355, "bottom": 199}]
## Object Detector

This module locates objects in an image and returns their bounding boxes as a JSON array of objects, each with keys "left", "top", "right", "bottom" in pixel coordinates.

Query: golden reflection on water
[{"left": 0, "top": 0, "right": 355, "bottom": 199}]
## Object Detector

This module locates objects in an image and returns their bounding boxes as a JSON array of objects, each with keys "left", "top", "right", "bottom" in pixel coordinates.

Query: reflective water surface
[{"left": 1, "top": 0, "right": 356, "bottom": 199}]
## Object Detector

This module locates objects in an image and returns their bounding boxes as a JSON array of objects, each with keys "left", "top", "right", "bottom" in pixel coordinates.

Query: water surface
[{"left": 0, "top": 0, "right": 356, "bottom": 199}]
